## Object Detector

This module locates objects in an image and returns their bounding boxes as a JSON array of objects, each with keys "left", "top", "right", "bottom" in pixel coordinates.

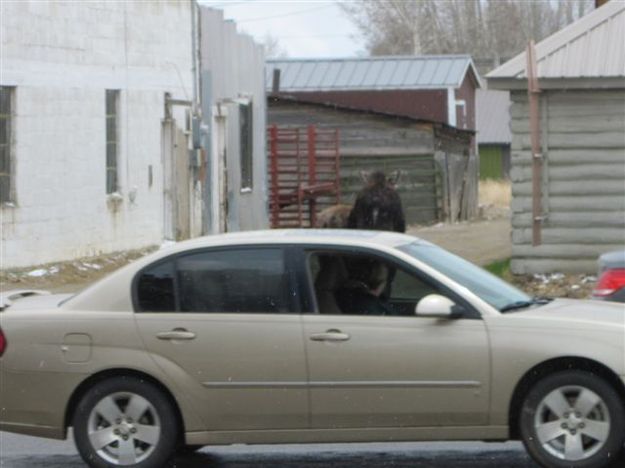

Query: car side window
[
  {"left": 176, "top": 248, "right": 294, "bottom": 313},
  {"left": 136, "top": 260, "right": 176, "bottom": 312},
  {"left": 389, "top": 268, "right": 439, "bottom": 301},
  {"left": 308, "top": 249, "right": 446, "bottom": 317}
]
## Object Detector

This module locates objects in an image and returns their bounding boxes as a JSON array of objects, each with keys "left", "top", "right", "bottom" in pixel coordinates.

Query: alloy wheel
[
  {"left": 534, "top": 385, "right": 611, "bottom": 462},
  {"left": 87, "top": 392, "right": 161, "bottom": 466}
]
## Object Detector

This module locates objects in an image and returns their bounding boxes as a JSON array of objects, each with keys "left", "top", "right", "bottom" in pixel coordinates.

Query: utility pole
[{"left": 412, "top": 28, "right": 421, "bottom": 55}]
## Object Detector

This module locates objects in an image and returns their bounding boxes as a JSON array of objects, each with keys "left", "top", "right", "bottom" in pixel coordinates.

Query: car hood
[
  {"left": 0, "top": 290, "right": 73, "bottom": 311},
  {"left": 510, "top": 298, "right": 625, "bottom": 328}
]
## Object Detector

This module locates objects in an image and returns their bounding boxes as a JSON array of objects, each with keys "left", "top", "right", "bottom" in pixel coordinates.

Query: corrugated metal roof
[
  {"left": 267, "top": 55, "right": 481, "bottom": 91},
  {"left": 476, "top": 89, "right": 511, "bottom": 144},
  {"left": 487, "top": 1, "right": 625, "bottom": 81}
]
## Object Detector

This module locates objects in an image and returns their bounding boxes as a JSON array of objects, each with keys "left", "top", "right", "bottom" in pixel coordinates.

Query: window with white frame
[
  {"left": 105, "top": 89, "right": 120, "bottom": 194},
  {"left": 239, "top": 101, "right": 253, "bottom": 190}
]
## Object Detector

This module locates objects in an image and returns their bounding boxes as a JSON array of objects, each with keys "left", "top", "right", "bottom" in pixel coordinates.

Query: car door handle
[
  {"left": 156, "top": 329, "right": 196, "bottom": 340},
  {"left": 309, "top": 329, "right": 350, "bottom": 342}
]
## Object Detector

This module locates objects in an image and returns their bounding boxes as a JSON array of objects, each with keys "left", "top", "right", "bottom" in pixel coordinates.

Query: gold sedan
[{"left": 1, "top": 230, "right": 624, "bottom": 468}]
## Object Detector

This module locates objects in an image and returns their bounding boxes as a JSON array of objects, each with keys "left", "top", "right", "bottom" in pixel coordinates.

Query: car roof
[
  {"left": 60, "top": 229, "right": 432, "bottom": 312},
  {"left": 598, "top": 250, "right": 625, "bottom": 269},
  {"left": 160, "top": 229, "right": 429, "bottom": 253}
]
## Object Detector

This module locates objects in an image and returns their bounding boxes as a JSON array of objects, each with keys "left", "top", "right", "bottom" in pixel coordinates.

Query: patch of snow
[
  {"left": 27, "top": 269, "right": 48, "bottom": 277},
  {"left": 533, "top": 272, "right": 565, "bottom": 284},
  {"left": 72, "top": 262, "right": 88, "bottom": 272},
  {"left": 160, "top": 240, "right": 177, "bottom": 249}
]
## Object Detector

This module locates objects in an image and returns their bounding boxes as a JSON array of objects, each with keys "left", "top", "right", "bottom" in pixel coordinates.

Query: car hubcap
[
  {"left": 534, "top": 385, "right": 610, "bottom": 461},
  {"left": 87, "top": 392, "right": 161, "bottom": 466}
]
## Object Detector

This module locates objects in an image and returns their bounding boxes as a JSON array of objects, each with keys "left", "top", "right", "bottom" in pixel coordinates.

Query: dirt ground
[
  {"left": 510, "top": 272, "right": 596, "bottom": 300},
  {"left": 408, "top": 218, "right": 511, "bottom": 267},
  {"left": 0, "top": 247, "right": 157, "bottom": 295},
  {"left": 408, "top": 217, "right": 596, "bottom": 299}
]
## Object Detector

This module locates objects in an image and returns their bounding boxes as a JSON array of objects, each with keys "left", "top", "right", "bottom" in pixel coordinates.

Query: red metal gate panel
[{"left": 268, "top": 125, "right": 340, "bottom": 228}]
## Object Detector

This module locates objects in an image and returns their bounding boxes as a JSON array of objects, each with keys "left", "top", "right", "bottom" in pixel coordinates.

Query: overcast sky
[{"left": 199, "top": 0, "right": 363, "bottom": 58}]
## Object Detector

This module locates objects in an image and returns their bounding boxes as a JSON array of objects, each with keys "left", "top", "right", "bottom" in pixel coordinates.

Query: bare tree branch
[
  {"left": 339, "top": 0, "right": 595, "bottom": 73},
  {"left": 262, "top": 33, "right": 288, "bottom": 59}
]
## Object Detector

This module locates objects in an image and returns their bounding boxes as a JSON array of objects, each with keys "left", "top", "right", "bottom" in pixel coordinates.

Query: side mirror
[{"left": 415, "top": 294, "right": 464, "bottom": 319}]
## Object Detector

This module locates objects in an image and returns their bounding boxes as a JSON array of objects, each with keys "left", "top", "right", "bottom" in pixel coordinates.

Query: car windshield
[{"left": 398, "top": 242, "right": 531, "bottom": 311}]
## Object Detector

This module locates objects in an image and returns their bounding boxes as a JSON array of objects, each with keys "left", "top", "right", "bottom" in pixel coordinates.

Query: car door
[
  {"left": 134, "top": 246, "right": 309, "bottom": 431},
  {"left": 300, "top": 247, "right": 491, "bottom": 429}
]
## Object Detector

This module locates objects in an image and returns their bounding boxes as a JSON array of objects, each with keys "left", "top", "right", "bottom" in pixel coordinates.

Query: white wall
[
  {"left": 199, "top": 8, "right": 268, "bottom": 233},
  {"left": 1, "top": 1, "right": 193, "bottom": 268}
]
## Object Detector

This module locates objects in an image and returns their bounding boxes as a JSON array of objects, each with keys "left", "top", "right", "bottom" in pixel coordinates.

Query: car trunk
[{"left": 0, "top": 290, "right": 73, "bottom": 311}]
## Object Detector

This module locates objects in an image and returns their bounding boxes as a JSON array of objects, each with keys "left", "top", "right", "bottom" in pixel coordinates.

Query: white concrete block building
[
  {"left": 199, "top": 7, "right": 269, "bottom": 234},
  {"left": 1, "top": 1, "right": 195, "bottom": 268}
]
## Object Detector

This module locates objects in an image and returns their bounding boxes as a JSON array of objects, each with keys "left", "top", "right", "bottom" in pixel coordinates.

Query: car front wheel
[
  {"left": 520, "top": 370, "right": 625, "bottom": 468},
  {"left": 72, "top": 376, "right": 179, "bottom": 468}
]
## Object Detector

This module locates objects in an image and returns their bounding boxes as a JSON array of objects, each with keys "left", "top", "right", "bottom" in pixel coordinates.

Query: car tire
[
  {"left": 176, "top": 444, "right": 204, "bottom": 455},
  {"left": 520, "top": 370, "right": 625, "bottom": 468},
  {"left": 72, "top": 376, "right": 179, "bottom": 468}
]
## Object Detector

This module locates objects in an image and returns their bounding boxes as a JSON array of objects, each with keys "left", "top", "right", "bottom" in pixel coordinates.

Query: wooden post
[
  {"left": 335, "top": 128, "right": 341, "bottom": 204},
  {"left": 307, "top": 125, "right": 317, "bottom": 227},
  {"left": 269, "top": 125, "right": 279, "bottom": 228},
  {"left": 296, "top": 128, "right": 303, "bottom": 227}
]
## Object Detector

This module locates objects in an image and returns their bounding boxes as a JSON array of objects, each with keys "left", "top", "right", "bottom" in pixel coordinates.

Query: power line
[
  {"left": 276, "top": 33, "right": 354, "bottom": 39},
  {"left": 236, "top": 4, "right": 334, "bottom": 23},
  {"left": 201, "top": 1, "right": 251, "bottom": 8}
]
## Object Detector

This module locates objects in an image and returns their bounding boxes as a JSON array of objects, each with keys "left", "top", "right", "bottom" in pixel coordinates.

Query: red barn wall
[
  {"left": 283, "top": 89, "right": 449, "bottom": 126},
  {"left": 454, "top": 72, "right": 478, "bottom": 131}
]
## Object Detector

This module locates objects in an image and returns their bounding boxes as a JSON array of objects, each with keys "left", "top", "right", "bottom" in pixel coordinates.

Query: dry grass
[{"left": 479, "top": 179, "right": 511, "bottom": 208}]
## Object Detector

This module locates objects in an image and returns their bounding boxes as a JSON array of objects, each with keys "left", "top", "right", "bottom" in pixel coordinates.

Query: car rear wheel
[
  {"left": 72, "top": 376, "right": 179, "bottom": 468},
  {"left": 520, "top": 370, "right": 625, "bottom": 468},
  {"left": 176, "top": 444, "right": 204, "bottom": 455}
]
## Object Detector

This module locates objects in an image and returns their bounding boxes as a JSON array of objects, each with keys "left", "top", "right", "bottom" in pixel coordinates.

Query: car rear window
[
  {"left": 135, "top": 248, "right": 295, "bottom": 314},
  {"left": 176, "top": 248, "right": 291, "bottom": 313},
  {"left": 136, "top": 260, "right": 176, "bottom": 312}
]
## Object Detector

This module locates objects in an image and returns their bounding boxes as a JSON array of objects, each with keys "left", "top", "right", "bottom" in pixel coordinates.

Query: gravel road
[{"left": 408, "top": 218, "right": 511, "bottom": 266}]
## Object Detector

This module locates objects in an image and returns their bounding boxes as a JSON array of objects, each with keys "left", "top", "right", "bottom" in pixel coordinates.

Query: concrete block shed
[{"left": 487, "top": 1, "right": 625, "bottom": 274}]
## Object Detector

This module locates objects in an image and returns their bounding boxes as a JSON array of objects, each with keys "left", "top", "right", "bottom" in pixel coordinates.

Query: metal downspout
[{"left": 526, "top": 40, "right": 543, "bottom": 246}]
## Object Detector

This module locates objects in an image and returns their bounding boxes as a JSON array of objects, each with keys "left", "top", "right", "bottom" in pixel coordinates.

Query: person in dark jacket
[{"left": 336, "top": 260, "right": 395, "bottom": 316}]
